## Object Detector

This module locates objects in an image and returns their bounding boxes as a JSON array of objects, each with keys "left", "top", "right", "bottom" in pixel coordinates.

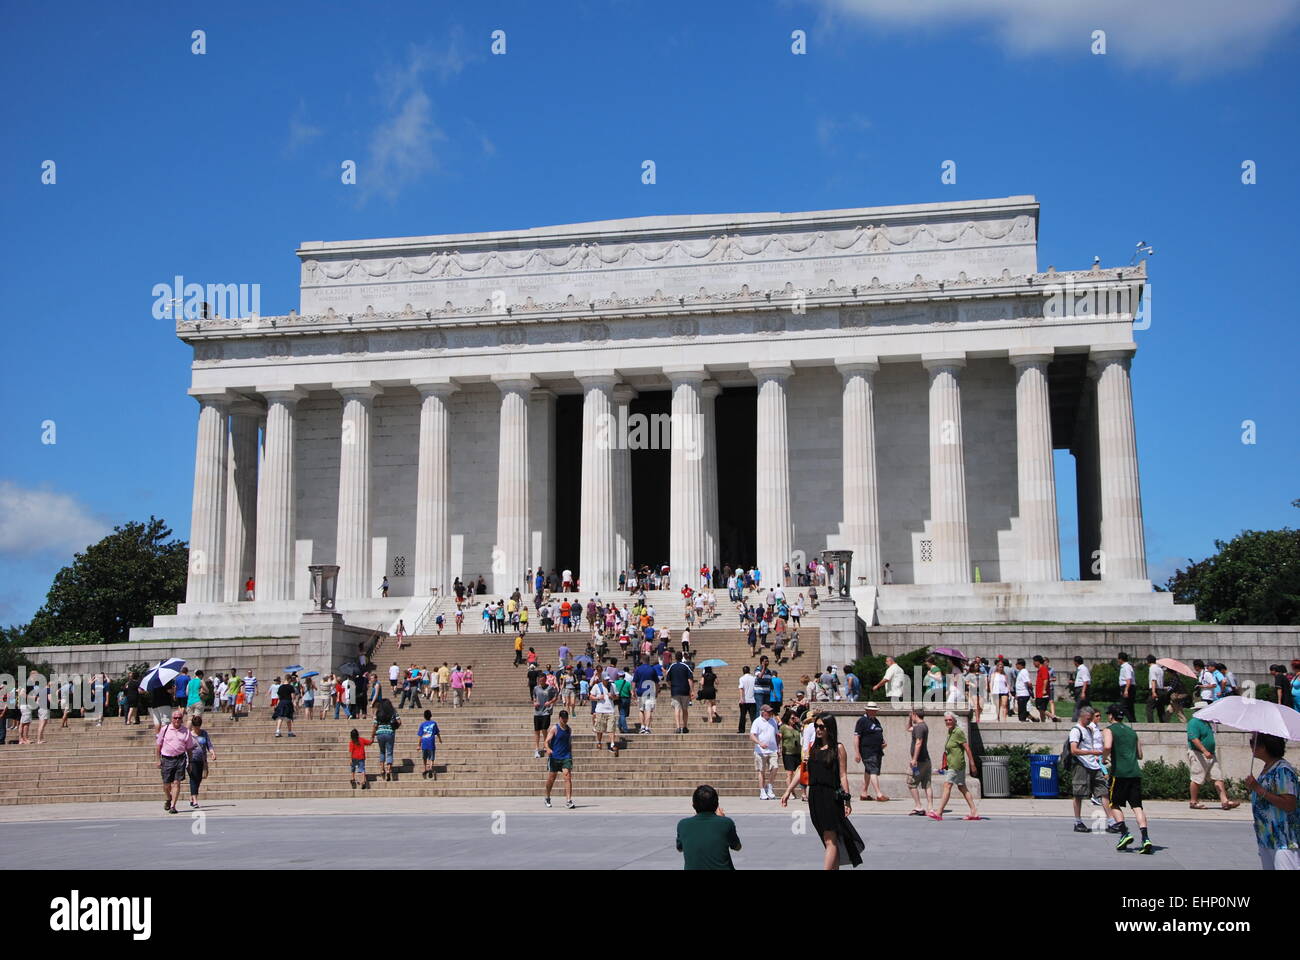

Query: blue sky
[{"left": 1, "top": 0, "right": 1297, "bottom": 626}]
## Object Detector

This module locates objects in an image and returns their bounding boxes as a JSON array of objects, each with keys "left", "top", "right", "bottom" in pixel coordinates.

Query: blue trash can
[{"left": 1029, "top": 754, "right": 1059, "bottom": 798}]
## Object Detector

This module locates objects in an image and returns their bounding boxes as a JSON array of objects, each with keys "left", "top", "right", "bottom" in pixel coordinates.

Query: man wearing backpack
[
  {"left": 1067, "top": 706, "right": 1118, "bottom": 834},
  {"left": 1145, "top": 655, "right": 1170, "bottom": 723}
]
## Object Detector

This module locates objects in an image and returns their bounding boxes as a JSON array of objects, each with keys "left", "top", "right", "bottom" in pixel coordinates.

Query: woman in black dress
[
  {"left": 781, "top": 714, "right": 864, "bottom": 870},
  {"left": 699, "top": 667, "right": 718, "bottom": 723}
]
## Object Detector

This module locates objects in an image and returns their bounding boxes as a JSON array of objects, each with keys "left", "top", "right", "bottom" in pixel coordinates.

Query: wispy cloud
[
  {"left": 283, "top": 99, "right": 323, "bottom": 157},
  {"left": 362, "top": 32, "right": 473, "bottom": 203},
  {"left": 816, "top": 113, "right": 871, "bottom": 151},
  {"left": 0, "top": 480, "right": 108, "bottom": 557},
  {"left": 813, "top": 0, "right": 1300, "bottom": 77}
]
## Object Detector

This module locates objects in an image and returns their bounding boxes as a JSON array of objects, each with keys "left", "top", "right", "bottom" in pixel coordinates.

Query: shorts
[
  {"left": 1109, "top": 775, "right": 1143, "bottom": 809},
  {"left": 37, "top": 708, "right": 50, "bottom": 721},
  {"left": 862, "top": 753, "right": 882, "bottom": 775},
  {"left": 754, "top": 752, "right": 778, "bottom": 773},
  {"left": 907, "top": 761, "right": 933, "bottom": 789},
  {"left": 672, "top": 695, "right": 690, "bottom": 712},
  {"left": 1188, "top": 750, "right": 1223, "bottom": 786},
  {"left": 592, "top": 712, "right": 617, "bottom": 733},
  {"left": 274, "top": 703, "right": 293, "bottom": 720},
  {"left": 150, "top": 706, "right": 173, "bottom": 726},
  {"left": 641, "top": 697, "right": 656, "bottom": 712},
  {"left": 1034, "top": 697, "right": 1050, "bottom": 714},
  {"left": 782, "top": 752, "right": 801, "bottom": 772},
  {"left": 160, "top": 754, "right": 188, "bottom": 784},
  {"left": 944, "top": 767, "right": 967, "bottom": 786},
  {"left": 421, "top": 748, "right": 436, "bottom": 763},
  {"left": 534, "top": 714, "right": 551, "bottom": 732},
  {"left": 1071, "top": 764, "right": 1106, "bottom": 800},
  {"left": 548, "top": 758, "right": 573, "bottom": 773},
  {"left": 350, "top": 759, "right": 366, "bottom": 773},
  {"left": 1258, "top": 845, "right": 1300, "bottom": 871}
]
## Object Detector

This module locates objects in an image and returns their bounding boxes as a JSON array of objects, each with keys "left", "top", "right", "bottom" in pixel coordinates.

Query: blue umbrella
[
  {"left": 697, "top": 659, "right": 728, "bottom": 669},
  {"left": 301, "top": 671, "right": 320, "bottom": 678},
  {"left": 284, "top": 664, "right": 304, "bottom": 673},
  {"left": 573, "top": 655, "right": 593, "bottom": 664},
  {"left": 139, "top": 658, "right": 186, "bottom": 693}
]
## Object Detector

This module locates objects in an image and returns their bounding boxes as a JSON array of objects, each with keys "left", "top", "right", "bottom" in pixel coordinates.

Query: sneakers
[
  {"left": 544, "top": 797, "right": 552, "bottom": 808},
  {"left": 1089, "top": 796, "right": 1101, "bottom": 806},
  {"left": 1073, "top": 821, "right": 1091, "bottom": 833},
  {"left": 1106, "top": 823, "right": 1123, "bottom": 834},
  {"left": 1116, "top": 833, "right": 1135, "bottom": 850},
  {"left": 1139, "top": 839, "right": 1153, "bottom": 855},
  {"left": 534, "top": 750, "right": 543, "bottom": 759},
  {"left": 287, "top": 732, "right": 296, "bottom": 738},
  {"left": 566, "top": 800, "right": 576, "bottom": 809}
]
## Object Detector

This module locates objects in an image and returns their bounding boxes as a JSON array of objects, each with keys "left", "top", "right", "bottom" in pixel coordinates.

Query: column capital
[
  {"left": 1089, "top": 342, "right": 1137, "bottom": 365},
  {"left": 663, "top": 364, "right": 709, "bottom": 385},
  {"left": 699, "top": 380, "right": 722, "bottom": 399},
  {"left": 187, "top": 388, "right": 232, "bottom": 407},
  {"left": 749, "top": 360, "right": 794, "bottom": 382},
  {"left": 576, "top": 370, "right": 622, "bottom": 390},
  {"left": 228, "top": 398, "right": 266, "bottom": 418},
  {"left": 836, "top": 358, "right": 880, "bottom": 378},
  {"left": 612, "top": 384, "right": 638, "bottom": 405},
  {"left": 333, "top": 381, "right": 383, "bottom": 401},
  {"left": 255, "top": 385, "right": 309, "bottom": 405},
  {"left": 491, "top": 373, "right": 538, "bottom": 393},
  {"left": 530, "top": 387, "right": 558, "bottom": 402},
  {"left": 921, "top": 352, "right": 966, "bottom": 373},
  {"left": 1008, "top": 347, "right": 1055, "bottom": 368},
  {"left": 412, "top": 377, "right": 460, "bottom": 399}
]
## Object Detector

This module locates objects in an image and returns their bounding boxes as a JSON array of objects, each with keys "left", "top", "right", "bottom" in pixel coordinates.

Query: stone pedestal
[{"left": 819, "top": 596, "right": 863, "bottom": 670}]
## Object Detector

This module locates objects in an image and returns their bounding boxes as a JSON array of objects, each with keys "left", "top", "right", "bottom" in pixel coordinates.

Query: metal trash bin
[
  {"left": 1029, "top": 754, "right": 1060, "bottom": 798},
  {"left": 979, "top": 755, "right": 1010, "bottom": 798}
]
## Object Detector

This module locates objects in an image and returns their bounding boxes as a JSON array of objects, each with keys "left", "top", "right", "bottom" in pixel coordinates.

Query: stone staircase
[{"left": 0, "top": 619, "right": 825, "bottom": 805}]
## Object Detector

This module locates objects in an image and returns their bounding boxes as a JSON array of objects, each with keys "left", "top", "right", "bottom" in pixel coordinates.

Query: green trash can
[{"left": 979, "top": 755, "right": 1010, "bottom": 798}]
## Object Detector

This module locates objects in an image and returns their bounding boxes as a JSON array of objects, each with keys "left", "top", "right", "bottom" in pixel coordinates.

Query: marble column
[
  {"left": 529, "top": 389, "right": 557, "bottom": 577},
  {"left": 612, "top": 384, "right": 637, "bottom": 578},
  {"left": 413, "top": 378, "right": 458, "bottom": 599},
  {"left": 222, "top": 402, "right": 261, "bottom": 603},
  {"left": 1074, "top": 369, "right": 1102, "bottom": 580},
  {"left": 579, "top": 371, "right": 620, "bottom": 593},
  {"left": 185, "top": 390, "right": 229, "bottom": 604},
  {"left": 700, "top": 380, "right": 722, "bottom": 574},
  {"left": 751, "top": 362, "right": 793, "bottom": 586},
  {"left": 922, "top": 354, "right": 971, "bottom": 584},
  {"left": 254, "top": 387, "right": 306, "bottom": 601},
  {"left": 665, "top": 366, "right": 708, "bottom": 586},
  {"left": 837, "top": 359, "right": 882, "bottom": 584},
  {"left": 493, "top": 375, "right": 535, "bottom": 597},
  {"left": 333, "top": 383, "right": 380, "bottom": 601},
  {"left": 1010, "top": 349, "right": 1062, "bottom": 582},
  {"left": 1091, "top": 344, "right": 1147, "bottom": 580}
]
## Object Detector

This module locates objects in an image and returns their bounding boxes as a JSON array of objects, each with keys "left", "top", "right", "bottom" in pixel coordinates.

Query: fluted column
[
  {"left": 612, "top": 384, "right": 637, "bottom": 577},
  {"left": 413, "top": 378, "right": 458, "bottom": 598},
  {"left": 837, "top": 359, "right": 882, "bottom": 584},
  {"left": 185, "top": 390, "right": 230, "bottom": 604},
  {"left": 1092, "top": 344, "right": 1147, "bottom": 580},
  {"left": 700, "top": 380, "right": 722, "bottom": 573},
  {"left": 493, "top": 375, "right": 535, "bottom": 596},
  {"left": 922, "top": 354, "right": 970, "bottom": 584},
  {"left": 333, "top": 383, "right": 380, "bottom": 601},
  {"left": 751, "top": 362, "right": 793, "bottom": 585},
  {"left": 1074, "top": 369, "right": 1102, "bottom": 580},
  {"left": 222, "top": 402, "right": 261, "bottom": 602},
  {"left": 529, "top": 389, "right": 557, "bottom": 576},
  {"left": 665, "top": 366, "right": 708, "bottom": 585},
  {"left": 579, "top": 371, "right": 620, "bottom": 593},
  {"left": 254, "top": 387, "right": 306, "bottom": 601},
  {"left": 1010, "top": 349, "right": 1061, "bottom": 582}
]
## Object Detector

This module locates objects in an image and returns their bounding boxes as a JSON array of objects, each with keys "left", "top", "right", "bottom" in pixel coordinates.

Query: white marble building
[{"left": 133, "top": 195, "right": 1193, "bottom": 640}]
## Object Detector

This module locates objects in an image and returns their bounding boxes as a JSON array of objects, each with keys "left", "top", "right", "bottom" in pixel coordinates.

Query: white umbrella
[
  {"left": 139, "top": 658, "right": 187, "bottom": 693},
  {"left": 1193, "top": 696, "right": 1300, "bottom": 740}
]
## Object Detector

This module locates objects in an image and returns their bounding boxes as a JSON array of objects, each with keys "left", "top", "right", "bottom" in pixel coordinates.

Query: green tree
[
  {"left": 24, "top": 518, "right": 189, "bottom": 645},
  {"left": 1166, "top": 519, "right": 1300, "bottom": 626}
]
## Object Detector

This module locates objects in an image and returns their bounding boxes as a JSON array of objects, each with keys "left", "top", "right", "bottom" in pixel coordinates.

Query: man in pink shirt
[
  {"left": 450, "top": 665, "right": 465, "bottom": 708},
  {"left": 156, "top": 709, "right": 196, "bottom": 814}
]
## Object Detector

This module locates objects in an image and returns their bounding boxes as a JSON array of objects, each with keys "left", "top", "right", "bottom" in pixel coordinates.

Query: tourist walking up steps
[
  {"left": 348, "top": 729, "right": 372, "bottom": 789},
  {"left": 372, "top": 699, "right": 400, "bottom": 782},
  {"left": 418, "top": 710, "right": 442, "bottom": 779},
  {"left": 1103, "top": 703, "right": 1152, "bottom": 854},
  {"left": 781, "top": 713, "right": 864, "bottom": 870},
  {"left": 274, "top": 675, "right": 296, "bottom": 738},
  {"left": 544, "top": 709, "right": 576, "bottom": 809}
]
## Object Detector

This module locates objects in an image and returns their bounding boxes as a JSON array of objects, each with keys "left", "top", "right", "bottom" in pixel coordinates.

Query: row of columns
[{"left": 184, "top": 344, "right": 1148, "bottom": 605}]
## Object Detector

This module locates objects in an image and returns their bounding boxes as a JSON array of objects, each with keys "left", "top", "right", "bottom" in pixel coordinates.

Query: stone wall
[{"left": 19, "top": 637, "right": 300, "bottom": 684}]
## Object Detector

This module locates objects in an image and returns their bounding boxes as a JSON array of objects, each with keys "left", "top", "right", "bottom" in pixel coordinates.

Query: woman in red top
[{"left": 349, "top": 729, "right": 372, "bottom": 789}]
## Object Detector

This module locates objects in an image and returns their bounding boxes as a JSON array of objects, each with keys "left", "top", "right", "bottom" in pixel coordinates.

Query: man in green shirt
[
  {"left": 676, "top": 784, "right": 742, "bottom": 870},
  {"left": 1187, "top": 715, "right": 1239, "bottom": 810},
  {"left": 1103, "top": 704, "right": 1152, "bottom": 853},
  {"left": 936, "top": 712, "right": 979, "bottom": 821}
]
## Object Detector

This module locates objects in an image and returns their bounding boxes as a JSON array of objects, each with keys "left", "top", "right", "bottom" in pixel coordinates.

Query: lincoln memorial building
[{"left": 133, "top": 195, "right": 1193, "bottom": 641}]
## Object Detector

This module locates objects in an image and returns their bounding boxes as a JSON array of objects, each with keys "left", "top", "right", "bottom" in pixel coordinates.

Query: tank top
[
  {"left": 550, "top": 723, "right": 572, "bottom": 761},
  {"left": 808, "top": 744, "right": 841, "bottom": 788},
  {"left": 1108, "top": 722, "right": 1140, "bottom": 779}
]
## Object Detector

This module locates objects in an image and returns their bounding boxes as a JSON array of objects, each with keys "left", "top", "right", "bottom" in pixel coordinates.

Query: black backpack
[{"left": 1060, "top": 724, "right": 1086, "bottom": 773}]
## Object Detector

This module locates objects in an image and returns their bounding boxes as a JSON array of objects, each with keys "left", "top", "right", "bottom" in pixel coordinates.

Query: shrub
[{"left": 850, "top": 646, "right": 933, "bottom": 693}]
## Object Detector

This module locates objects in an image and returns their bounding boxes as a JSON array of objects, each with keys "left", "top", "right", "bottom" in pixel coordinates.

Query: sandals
[
  {"left": 1221, "top": 800, "right": 1240, "bottom": 810},
  {"left": 1188, "top": 801, "right": 1206, "bottom": 809},
  {"left": 876, "top": 796, "right": 891, "bottom": 802}
]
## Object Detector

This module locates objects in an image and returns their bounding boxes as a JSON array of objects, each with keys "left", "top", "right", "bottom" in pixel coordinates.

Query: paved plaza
[{"left": 4, "top": 799, "right": 1260, "bottom": 871}]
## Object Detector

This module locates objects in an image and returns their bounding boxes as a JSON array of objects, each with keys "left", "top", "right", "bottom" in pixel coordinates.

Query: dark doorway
[
  {"left": 554, "top": 394, "right": 582, "bottom": 577},
  {"left": 629, "top": 391, "right": 671, "bottom": 567},
  {"left": 715, "top": 386, "right": 756, "bottom": 568}
]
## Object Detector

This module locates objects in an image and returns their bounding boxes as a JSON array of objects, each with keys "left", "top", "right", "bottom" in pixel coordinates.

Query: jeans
[
  {"left": 737, "top": 702, "right": 756, "bottom": 733},
  {"left": 334, "top": 701, "right": 351, "bottom": 719},
  {"left": 754, "top": 692, "right": 770, "bottom": 713},
  {"left": 376, "top": 734, "right": 395, "bottom": 765},
  {"left": 617, "top": 700, "right": 630, "bottom": 734}
]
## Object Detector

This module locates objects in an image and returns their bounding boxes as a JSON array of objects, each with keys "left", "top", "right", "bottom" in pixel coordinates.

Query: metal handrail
[{"left": 411, "top": 593, "right": 442, "bottom": 636}]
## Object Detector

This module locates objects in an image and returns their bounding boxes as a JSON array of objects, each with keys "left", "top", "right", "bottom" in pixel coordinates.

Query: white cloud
[
  {"left": 284, "top": 99, "right": 323, "bottom": 157},
  {"left": 816, "top": 113, "right": 872, "bottom": 150},
  {"left": 0, "top": 481, "right": 108, "bottom": 556},
  {"left": 815, "top": 0, "right": 1300, "bottom": 76}
]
